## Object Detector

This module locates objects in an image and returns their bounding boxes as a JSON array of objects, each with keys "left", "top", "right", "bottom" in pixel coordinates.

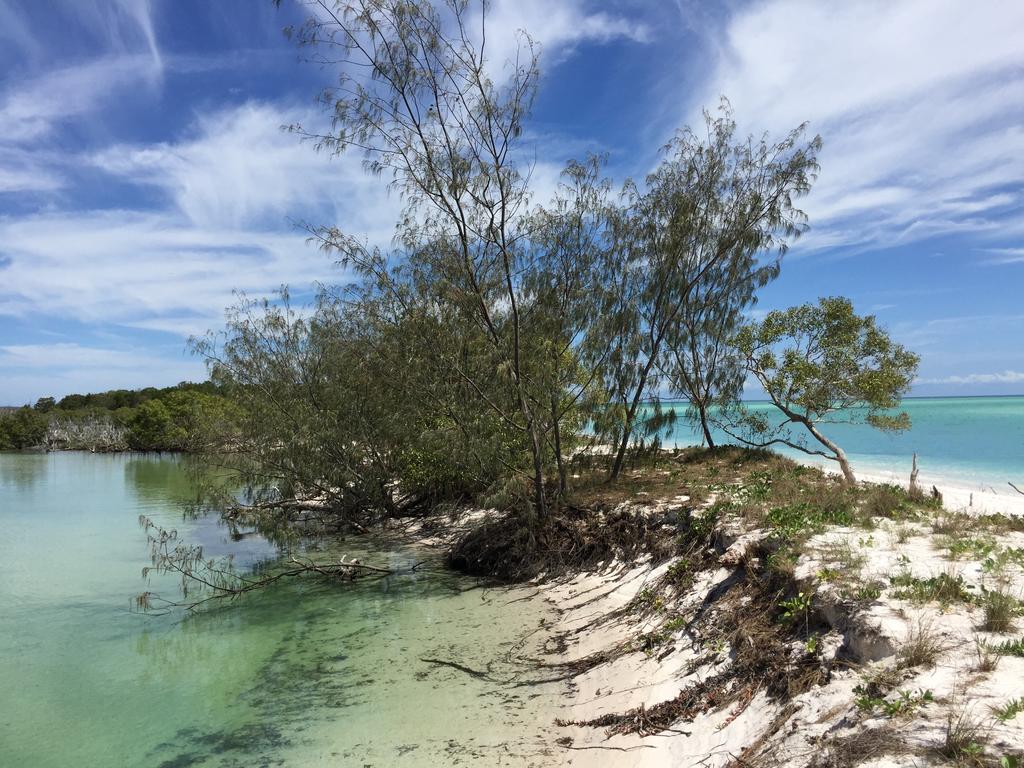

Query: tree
[
  {"left": 127, "top": 399, "right": 183, "bottom": 451},
  {"left": 601, "top": 103, "right": 821, "bottom": 478},
  {"left": 33, "top": 397, "right": 56, "bottom": 413},
  {"left": 280, "top": 0, "right": 612, "bottom": 518},
  {"left": 730, "top": 297, "right": 919, "bottom": 484},
  {"left": 522, "top": 156, "right": 616, "bottom": 495},
  {"left": 0, "top": 406, "right": 48, "bottom": 449}
]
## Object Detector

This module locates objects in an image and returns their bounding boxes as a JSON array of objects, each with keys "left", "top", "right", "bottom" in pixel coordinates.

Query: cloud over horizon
[{"left": 0, "top": 0, "right": 1022, "bottom": 403}]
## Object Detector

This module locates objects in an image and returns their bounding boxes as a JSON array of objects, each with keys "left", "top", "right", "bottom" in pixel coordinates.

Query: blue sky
[{"left": 1, "top": 0, "right": 1023, "bottom": 405}]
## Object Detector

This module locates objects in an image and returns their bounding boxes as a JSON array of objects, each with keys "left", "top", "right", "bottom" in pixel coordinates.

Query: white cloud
[
  {"left": 690, "top": 0, "right": 1024, "bottom": 253},
  {"left": 0, "top": 343, "right": 206, "bottom": 403},
  {"left": 91, "top": 102, "right": 399, "bottom": 236},
  {"left": 0, "top": 209, "right": 325, "bottom": 335},
  {"left": 0, "top": 55, "right": 161, "bottom": 144},
  {"left": 917, "top": 370, "right": 1024, "bottom": 386},
  {"left": 474, "top": 0, "right": 649, "bottom": 79},
  {"left": 0, "top": 0, "right": 161, "bottom": 64},
  {"left": 980, "top": 247, "right": 1024, "bottom": 265},
  {"left": 0, "top": 158, "right": 64, "bottom": 193},
  {"left": 0, "top": 100, "right": 406, "bottom": 337}
]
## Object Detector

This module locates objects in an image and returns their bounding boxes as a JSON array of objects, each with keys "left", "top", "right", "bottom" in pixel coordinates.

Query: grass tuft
[
  {"left": 974, "top": 639, "right": 1002, "bottom": 673},
  {"left": 897, "top": 620, "right": 948, "bottom": 670},
  {"left": 981, "top": 589, "right": 1019, "bottom": 633},
  {"left": 938, "top": 710, "right": 988, "bottom": 766}
]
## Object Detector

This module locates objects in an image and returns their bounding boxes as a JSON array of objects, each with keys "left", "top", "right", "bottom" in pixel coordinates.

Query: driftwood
[{"left": 1011, "top": 482, "right": 1023, "bottom": 496}]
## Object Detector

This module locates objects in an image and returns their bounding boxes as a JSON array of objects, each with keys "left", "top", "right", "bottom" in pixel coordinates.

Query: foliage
[
  {"left": 993, "top": 637, "right": 1024, "bottom": 657},
  {"left": 729, "top": 296, "right": 919, "bottom": 483},
  {"left": 597, "top": 102, "right": 821, "bottom": 477},
  {"left": 854, "top": 686, "right": 933, "bottom": 718},
  {"left": 992, "top": 698, "right": 1024, "bottom": 723},
  {"left": 0, "top": 406, "right": 48, "bottom": 449},
  {"left": 0, "top": 381, "right": 236, "bottom": 453},
  {"left": 889, "top": 571, "right": 974, "bottom": 606}
]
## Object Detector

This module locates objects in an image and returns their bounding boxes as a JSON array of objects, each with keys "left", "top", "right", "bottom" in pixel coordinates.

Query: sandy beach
[{"left": 506, "top": 473, "right": 1024, "bottom": 766}]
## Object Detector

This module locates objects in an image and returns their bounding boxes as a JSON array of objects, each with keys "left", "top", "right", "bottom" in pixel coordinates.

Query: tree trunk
[
  {"left": 526, "top": 419, "right": 547, "bottom": 519},
  {"left": 698, "top": 402, "right": 715, "bottom": 449},
  {"left": 609, "top": 354, "right": 661, "bottom": 481},
  {"left": 804, "top": 420, "right": 855, "bottom": 485},
  {"left": 551, "top": 395, "right": 567, "bottom": 496},
  {"left": 610, "top": 423, "right": 630, "bottom": 481}
]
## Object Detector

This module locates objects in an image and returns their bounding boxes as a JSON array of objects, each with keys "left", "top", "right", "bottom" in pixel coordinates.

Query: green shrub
[{"left": 0, "top": 406, "right": 48, "bottom": 449}]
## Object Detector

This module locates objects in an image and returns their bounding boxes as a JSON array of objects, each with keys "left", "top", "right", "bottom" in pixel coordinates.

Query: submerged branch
[{"left": 136, "top": 516, "right": 396, "bottom": 614}]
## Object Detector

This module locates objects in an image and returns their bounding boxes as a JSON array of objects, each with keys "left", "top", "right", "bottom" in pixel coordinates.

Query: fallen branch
[
  {"left": 419, "top": 657, "right": 492, "bottom": 679},
  {"left": 136, "top": 516, "right": 395, "bottom": 613}
]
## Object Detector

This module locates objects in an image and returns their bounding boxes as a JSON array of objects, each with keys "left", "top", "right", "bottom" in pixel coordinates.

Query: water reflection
[{"left": 0, "top": 451, "right": 49, "bottom": 491}]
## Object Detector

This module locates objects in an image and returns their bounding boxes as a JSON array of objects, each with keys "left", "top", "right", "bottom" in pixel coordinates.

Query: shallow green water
[{"left": 0, "top": 453, "right": 557, "bottom": 767}]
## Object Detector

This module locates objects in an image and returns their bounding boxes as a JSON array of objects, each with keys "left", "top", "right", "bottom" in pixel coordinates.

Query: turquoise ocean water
[{"left": 659, "top": 396, "right": 1024, "bottom": 490}]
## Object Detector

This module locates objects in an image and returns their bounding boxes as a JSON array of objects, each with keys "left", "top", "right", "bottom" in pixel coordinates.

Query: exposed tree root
[
  {"left": 448, "top": 503, "right": 682, "bottom": 581},
  {"left": 558, "top": 555, "right": 832, "bottom": 737}
]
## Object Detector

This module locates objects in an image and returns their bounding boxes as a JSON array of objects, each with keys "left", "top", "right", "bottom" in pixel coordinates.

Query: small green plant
[
  {"left": 805, "top": 634, "right": 819, "bottom": 655},
  {"left": 944, "top": 535, "right": 998, "bottom": 561},
  {"left": 662, "top": 615, "right": 685, "bottom": 633},
  {"left": 854, "top": 686, "right": 933, "bottom": 718},
  {"left": 634, "top": 587, "right": 666, "bottom": 613},
  {"left": 780, "top": 592, "right": 813, "bottom": 629},
  {"left": 993, "top": 637, "right": 1024, "bottom": 657},
  {"left": 974, "top": 639, "right": 1002, "bottom": 672},
  {"left": 854, "top": 582, "right": 884, "bottom": 602},
  {"left": 991, "top": 697, "right": 1024, "bottom": 723},
  {"left": 940, "top": 710, "right": 988, "bottom": 766},
  {"left": 817, "top": 566, "right": 842, "bottom": 582},
  {"left": 665, "top": 558, "right": 693, "bottom": 588},
  {"left": 889, "top": 571, "right": 974, "bottom": 606},
  {"left": 982, "top": 548, "right": 1024, "bottom": 584},
  {"left": 890, "top": 523, "right": 915, "bottom": 544},
  {"left": 766, "top": 502, "right": 854, "bottom": 542}
]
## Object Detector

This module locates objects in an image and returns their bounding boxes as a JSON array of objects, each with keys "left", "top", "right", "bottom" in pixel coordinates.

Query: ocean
[{"left": 658, "top": 396, "right": 1024, "bottom": 492}]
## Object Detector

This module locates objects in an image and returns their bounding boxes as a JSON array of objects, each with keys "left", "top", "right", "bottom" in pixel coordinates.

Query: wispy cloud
[
  {"left": 475, "top": 0, "right": 650, "bottom": 79},
  {"left": 0, "top": 209, "right": 325, "bottom": 335},
  {"left": 917, "top": 370, "right": 1024, "bottom": 386},
  {"left": 979, "top": 247, "right": 1024, "bottom": 265},
  {"left": 0, "top": 101, "right": 406, "bottom": 337},
  {"left": 0, "top": 55, "right": 162, "bottom": 144},
  {"left": 688, "top": 0, "right": 1024, "bottom": 253},
  {"left": 90, "top": 101, "right": 399, "bottom": 235},
  {"left": 0, "top": 343, "right": 205, "bottom": 404}
]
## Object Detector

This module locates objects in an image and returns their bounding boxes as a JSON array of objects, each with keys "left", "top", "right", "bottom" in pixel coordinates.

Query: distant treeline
[{"left": 0, "top": 382, "right": 239, "bottom": 452}]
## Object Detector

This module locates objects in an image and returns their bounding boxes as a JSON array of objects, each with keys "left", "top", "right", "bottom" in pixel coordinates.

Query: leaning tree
[{"left": 729, "top": 296, "right": 919, "bottom": 484}]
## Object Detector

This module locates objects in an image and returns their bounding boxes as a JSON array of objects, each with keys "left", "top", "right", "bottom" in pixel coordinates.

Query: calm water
[
  {"left": 661, "top": 396, "right": 1024, "bottom": 490},
  {"left": 0, "top": 453, "right": 557, "bottom": 768}
]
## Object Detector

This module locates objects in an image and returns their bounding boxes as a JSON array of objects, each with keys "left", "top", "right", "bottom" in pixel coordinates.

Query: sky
[{"left": 1, "top": 0, "right": 1023, "bottom": 405}]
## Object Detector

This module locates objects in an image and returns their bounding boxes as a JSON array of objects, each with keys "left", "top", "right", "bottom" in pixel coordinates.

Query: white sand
[{"left": 520, "top": 498, "right": 1024, "bottom": 766}]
